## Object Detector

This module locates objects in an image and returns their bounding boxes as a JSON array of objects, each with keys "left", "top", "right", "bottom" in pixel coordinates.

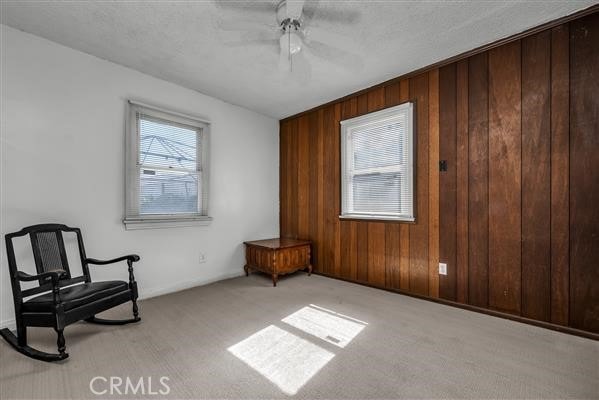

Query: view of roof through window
[{"left": 138, "top": 116, "right": 200, "bottom": 214}]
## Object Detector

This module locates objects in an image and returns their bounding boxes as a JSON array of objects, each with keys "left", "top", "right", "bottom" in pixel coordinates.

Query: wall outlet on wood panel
[{"left": 439, "top": 263, "right": 447, "bottom": 275}]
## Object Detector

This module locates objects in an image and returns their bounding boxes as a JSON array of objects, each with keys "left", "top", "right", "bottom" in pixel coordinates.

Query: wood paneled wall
[{"left": 280, "top": 12, "right": 599, "bottom": 334}]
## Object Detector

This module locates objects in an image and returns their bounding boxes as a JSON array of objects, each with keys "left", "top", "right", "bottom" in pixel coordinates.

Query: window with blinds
[
  {"left": 124, "top": 101, "right": 211, "bottom": 229},
  {"left": 340, "top": 102, "right": 414, "bottom": 222}
]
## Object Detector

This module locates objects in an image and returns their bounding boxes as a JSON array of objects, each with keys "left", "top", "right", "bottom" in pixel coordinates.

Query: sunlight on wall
[
  {"left": 227, "top": 325, "right": 334, "bottom": 395},
  {"left": 282, "top": 304, "right": 368, "bottom": 348}
]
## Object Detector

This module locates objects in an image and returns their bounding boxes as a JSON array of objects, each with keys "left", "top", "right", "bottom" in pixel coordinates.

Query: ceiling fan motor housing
[
  {"left": 278, "top": 1, "right": 303, "bottom": 56},
  {"left": 277, "top": 0, "right": 303, "bottom": 24}
]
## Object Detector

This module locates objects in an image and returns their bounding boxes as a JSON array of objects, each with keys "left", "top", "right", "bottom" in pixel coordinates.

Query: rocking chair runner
[{"left": 0, "top": 224, "right": 141, "bottom": 362}]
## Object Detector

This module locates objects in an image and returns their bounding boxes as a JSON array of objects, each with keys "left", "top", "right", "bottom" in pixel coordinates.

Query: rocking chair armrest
[
  {"left": 85, "top": 254, "right": 140, "bottom": 265},
  {"left": 16, "top": 269, "right": 66, "bottom": 284}
]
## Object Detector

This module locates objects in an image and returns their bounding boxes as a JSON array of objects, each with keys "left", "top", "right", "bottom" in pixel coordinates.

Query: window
[
  {"left": 124, "top": 101, "right": 211, "bottom": 229},
  {"left": 340, "top": 102, "right": 414, "bottom": 222}
]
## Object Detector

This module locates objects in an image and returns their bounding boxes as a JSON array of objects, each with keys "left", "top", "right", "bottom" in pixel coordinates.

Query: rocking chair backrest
[
  {"left": 30, "top": 230, "right": 72, "bottom": 283},
  {"left": 5, "top": 224, "right": 91, "bottom": 299}
]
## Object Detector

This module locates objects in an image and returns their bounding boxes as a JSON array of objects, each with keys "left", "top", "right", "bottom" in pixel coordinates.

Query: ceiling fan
[{"left": 217, "top": 0, "right": 363, "bottom": 78}]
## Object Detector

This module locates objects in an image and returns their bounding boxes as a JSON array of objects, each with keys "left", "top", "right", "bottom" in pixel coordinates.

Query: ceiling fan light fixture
[
  {"left": 286, "top": 31, "right": 303, "bottom": 54},
  {"left": 279, "top": 31, "right": 303, "bottom": 73}
]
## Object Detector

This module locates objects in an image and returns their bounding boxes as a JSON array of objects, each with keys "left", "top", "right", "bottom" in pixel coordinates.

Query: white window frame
[
  {"left": 340, "top": 102, "right": 415, "bottom": 222},
  {"left": 123, "top": 100, "right": 212, "bottom": 230}
]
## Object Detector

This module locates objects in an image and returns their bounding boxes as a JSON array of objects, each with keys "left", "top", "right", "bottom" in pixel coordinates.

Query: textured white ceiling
[{"left": 1, "top": 1, "right": 595, "bottom": 119}]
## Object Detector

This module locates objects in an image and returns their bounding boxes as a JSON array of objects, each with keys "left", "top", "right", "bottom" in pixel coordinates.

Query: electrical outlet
[
  {"left": 438, "top": 263, "right": 447, "bottom": 275},
  {"left": 199, "top": 253, "right": 207, "bottom": 264}
]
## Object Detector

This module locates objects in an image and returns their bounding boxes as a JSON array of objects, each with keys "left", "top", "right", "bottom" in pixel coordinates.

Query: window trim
[
  {"left": 123, "top": 100, "right": 212, "bottom": 230},
  {"left": 339, "top": 102, "right": 415, "bottom": 223}
]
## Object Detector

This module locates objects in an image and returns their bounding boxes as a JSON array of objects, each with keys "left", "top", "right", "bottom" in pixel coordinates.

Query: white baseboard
[
  {"left": 139, "top": 270, "right": 244, "bottom": 300},
  {"left": 0, "top": 270, "right": 245, "bottom": 330},
  {"left": 1, "top": 318, "right": 16, "bottom": 331}
]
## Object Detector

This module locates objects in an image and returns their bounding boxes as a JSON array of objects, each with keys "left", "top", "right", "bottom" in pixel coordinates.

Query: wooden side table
[{"left": 243, "top": 238, "right": 312, "bottom": 286}]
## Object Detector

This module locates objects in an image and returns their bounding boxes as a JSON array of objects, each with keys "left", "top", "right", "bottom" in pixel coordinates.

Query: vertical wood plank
[
  {"left": 570, "top": 14, "right": 599, "bottom": 333},
  {"left": 297, "top": 115, "right": 310, "bottom": 240},
  {"left": 521, "top": 31, "right": 551, "bottom": 321},
  {"left": 323, "top": 105, "right": 337, "bottom": 275},
  {"left": 288, "top": 118, "right": 299, "bottom": 239},
  {"left": 399, "top": 79, "right": 410, "bottom": 101},
  {"left": 309, "top": 108, "right": 330, "bottom": 274},
  {"left": 550, "top": 24, "right": 570, "bottom": 326},
  {"left": 340, "top": 98, "right": 359, "bottom": 280},
  {"left": 468, "top": 52, "right": 489, "bottom": 308},
  {"left": 367, "top": 87, "right": 386, "bottom": 111},
  {"left": 308, "top": 111, "right": 321, "bottom": 271},
  {"left": 366, "top": 87, "right": 387, "bottom": 286},
  {"left": 341, "top": 222, "right": 358, "bottom": 280},
  {"left": 409, "top": 73, "right": 430, "bottom": 296},
  {"left": 356, "top": 93, "right": 370, "bottom": 282},
  {"left": 349, "top": 223, "right": 358, "bottom": 281},
  {"left": 399, "top": 80, "right": 411, "bottom": 291},
  {"left": 488, "top": 41, "right": 522, "bottom": 314},
  {"left": 332, "top": 103, "right": 342, "bottom": 276},
  {"left": 456, "top": 59, "right": 469, "bottom": 304},
  {"left": 317, "top": 109, "right": 325, "bottom": 274},
  {"left": 368, "top": 223, "right": 386, "bottom": 286},
  {"left": 384, "top": 82, "right": 402, "bottom": 289},
  {"left": 439, "top": 64, "right": 457, "bottom": 301},
  {"left": 428, "top": 69, "right": 440, "bottom": 298},
  {"left": 385, "top": 224, "right": 401, "bottom": 288},
  {"left": 323, "top": 106, "right": 335, "bottom": 274},
  {"left": 384, "top": 82, "right": 401, "bottom": 107},
  {"left": 357, "top": 224, "right": 369, "bottom": 282},
  {"left": 357, "top": 92, "right": 368, "bottom": 116},
  {"left": 280, "top": 120, "right": 289, "bottom": 238}
]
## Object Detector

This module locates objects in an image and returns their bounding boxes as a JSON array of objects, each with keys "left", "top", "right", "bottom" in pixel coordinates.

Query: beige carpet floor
[{"left": 1, "top": 273, "right": 597, "bottom": 399}]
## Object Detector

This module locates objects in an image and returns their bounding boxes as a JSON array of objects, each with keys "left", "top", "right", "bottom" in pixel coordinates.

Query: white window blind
[
  {"left": 124, "top": 101, "right": 211, "bottom": 229},
  {"left": 340, "top": 102, "right": 414, "bottom": 222}
]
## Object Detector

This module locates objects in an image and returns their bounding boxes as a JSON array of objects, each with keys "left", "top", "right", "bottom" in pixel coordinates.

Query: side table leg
[
  {"left": 272, "top": 274, "right": 278, "bottom": 287},
  {"left": 244, "top": 265, "right": 250, "bottom": 276},
  {"left": 307, "top": 264, "right": 312, "bottom": 276}
]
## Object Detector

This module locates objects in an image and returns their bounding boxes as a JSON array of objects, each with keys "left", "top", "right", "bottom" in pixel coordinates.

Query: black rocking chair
[{"left": 0, "top": 224, "right": 141, "bottom": 362}]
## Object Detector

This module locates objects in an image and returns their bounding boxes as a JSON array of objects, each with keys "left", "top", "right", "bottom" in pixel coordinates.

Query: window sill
[
  {"left": 123, "top": 216, "right": 213, "bottom": 230},
  {"left": 339, "top": 214, "right": 415, "bottom": 223}
]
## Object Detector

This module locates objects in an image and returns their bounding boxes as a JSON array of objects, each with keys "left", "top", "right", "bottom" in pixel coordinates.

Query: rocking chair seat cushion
[{"left": 22, "top": 281, "right": 129, "bottom": 312}]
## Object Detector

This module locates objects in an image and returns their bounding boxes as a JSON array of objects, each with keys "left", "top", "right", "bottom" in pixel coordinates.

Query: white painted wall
[{"left": 0, "top": 25, "right": 280, "bottom": 327}]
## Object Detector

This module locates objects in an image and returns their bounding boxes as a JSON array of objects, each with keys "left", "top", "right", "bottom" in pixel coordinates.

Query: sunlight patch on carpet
[
  {"left": 282, "top": 304, "right": 368, "bottom": 348},
  {"left": 227, "top": 325, "right": 334, "bottom": 395}
]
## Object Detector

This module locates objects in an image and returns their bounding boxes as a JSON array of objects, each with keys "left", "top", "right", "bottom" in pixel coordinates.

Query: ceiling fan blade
[
  {"left": 220, "top": 29, "right": 280, "bottom": 42},
  {"left": 214, "top": 0, "right": 275, "bottom": 14},
  {"left": 217, "top": 19, "right": 278, "bottom": 33},
  {"left": 305, "top": 41, "right": 364, "bottom": 72},
  {"left": 303, "top": 26, "right": 357, "bottom": 54},
  {"left": 302, "top": 0, "right": 361, "bottom": 24},
  {"left": 286, "top": 0, "right": 305, "bottom": 19},
  {"left": 224, "top": 38, "right": 280, "bottom": 50}
]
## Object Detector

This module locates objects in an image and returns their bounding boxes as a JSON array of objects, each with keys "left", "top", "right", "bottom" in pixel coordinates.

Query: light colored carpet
[{"left": 0, "top": 273, "right": 597, "bottom": 399}]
